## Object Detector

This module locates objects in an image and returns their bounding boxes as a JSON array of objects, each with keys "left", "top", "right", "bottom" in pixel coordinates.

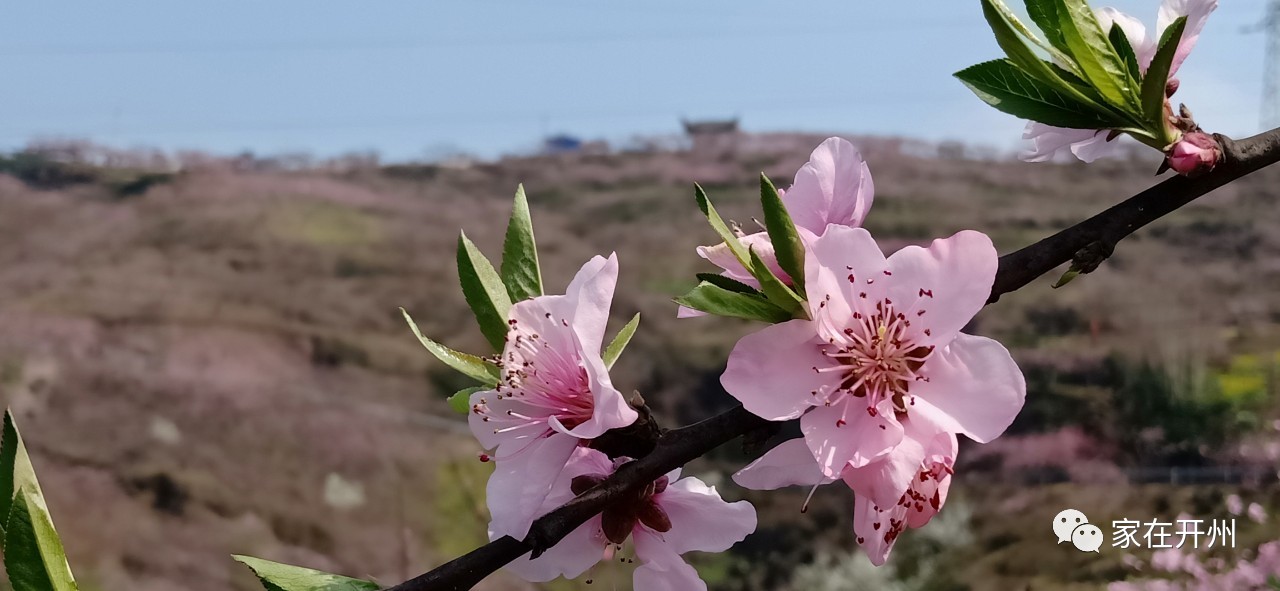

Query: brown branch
[{"left": 385, "top": 127, "right": 1280, "bottom": 591}]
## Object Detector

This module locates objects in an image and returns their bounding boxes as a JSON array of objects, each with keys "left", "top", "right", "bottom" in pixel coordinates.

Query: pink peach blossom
[
  {"left": 505, "top": 448, "right": 757, "bottom": 590},
  {"left": 1021, "top": 0, "right": 1218, "bottom": 163},
  {"left": 470, "top": 254, "right": 638, "bottom": 540},
  {"left": 721, "top": 225, "right": 1025, "bottom": 476},
  {"left": 681, "top": 137, "right": 872, "bottom": 319}
]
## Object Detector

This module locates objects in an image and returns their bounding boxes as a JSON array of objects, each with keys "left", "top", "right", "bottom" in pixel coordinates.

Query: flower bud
[{"left": 1166, "top": 132, "right": 1220, "bottom": 176}]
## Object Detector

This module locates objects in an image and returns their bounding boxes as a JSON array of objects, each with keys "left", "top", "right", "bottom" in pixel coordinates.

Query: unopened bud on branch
[{"left": 1166, "top": 132, "right": 1220, "bottom": 177}]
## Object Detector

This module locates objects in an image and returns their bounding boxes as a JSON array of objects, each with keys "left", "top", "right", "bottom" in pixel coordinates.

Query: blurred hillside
[{"left": 0, "top": 134, "right": 1277, "bottom": 590}]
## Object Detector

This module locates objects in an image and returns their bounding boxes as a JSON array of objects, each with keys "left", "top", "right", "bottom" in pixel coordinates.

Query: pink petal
[
  {"left": 803, "top": 225, "right": 889, "bottom": 322},
  {"left": 485, "top": 434, "right": 580, "bottom": 540},
  {"left": 911, "top": 333, "right": 1026, "bottom": 443},
  {"left": 695, "top": 234, "right": 769, "bottom": 288},
  {"left": 632, "top": 531, "right": 707, "bottom": 591},
  {"left": 503, "top": 515, "right": 606, "bottom": 582},
  {"left": 853, "top": 495, "right": 899, "bottom": 566},
  {"left": 733, "top": 438, "right": 834, "bottom": 490},
  {"left": 1096, "top": 8, "right": 1153, "bottom": 68},
  {"left": 676, "top": 305, "right": 707, "bottom": 318},
  {"left": 563, "top": 253, "right": 619, "bottom": 355},
  {"left": 1071, "top": 133, "right": 1120, "bottom": 163},
  {"left": 885, "top": 228, "right": 993, "bottom": 347},
  {"left": 784, "top": 137, "right": 874, "bottom": 234},
  {"left": 1158, "top": 0, "right": 1217, "bottom": 76},
  {"left": 721, "top": 319, "right": 838, "bottom": 421},
  {"left": 801, "top": 400, "right": 903, "bottom": 475},
  {"left": 652, "top": 476, "right": 758, "bottom": 554},
  {"left": 1020, "top": 123, "right": 1103, "bottom": 163},
  {"left": 497, "top": 448, "right": 616, "bottom": 581},
  {"left": 841, "top": 426, "right": 926, "bottom": 509},
  {"left": 884, "top": 230, "right": 997, "bottom": 348}
]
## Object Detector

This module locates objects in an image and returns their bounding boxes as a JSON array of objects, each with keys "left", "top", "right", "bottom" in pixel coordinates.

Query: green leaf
[
  {"left": 1052, "top": 268, "right": 1080, "bottom": 288},
  {"left": 602, "top": 313, "right": 640, "bottom": 370},
  {"left": 749, "top": 248, "right": 806, "bottom": 318},
  {"left": 457, "top": 231, "right": 514, "bottom": 352},
  {"left": 1109, "top": 23, "right": 1141, "bottom": 84},
  {"left": 401, "top": 308, "right": 500, "bottom": 386},
  {"left": 5, "top": 490, "right": 77, "bottom": 591},
  {"left": 500, "top": 184, "right": 544, "bottom": 303},
  {"left": 1140, "top": 16, "right": 1186, "bottom": 145},
  {"left": 988, "top": 0, "right": 1076, "bottom": 69},
  {"left": 232, "top": 555, "right": 378, "bottom": 591},
  {"left": 955, "top": 60, "right": 1124, "bottom": 129},
  {"left": 1054, "top": 0, "right": 1139, "bottom": 111},
  {"left": 1025, "top": 0, "right": 1069, "bottom": 53},
  {"left": 759, "top": 173, "right": 805, "bottom": 294},
  {"left": 694, "top": 273, "right": 758, "bottom": 295},
  {"left": 979, "top": 0, "right": 1094, "bottom": 105},
  {"left": 447, "top": 386, "right": 484, "bottom": 415},
  {"left": 0, "top": 409, "right": 43, "bottom": 537},
  {"left": 674, "top": 282, "right": 792, "bottom": 324},
  {"left": 693, "top": 184, "right": 753, "bottom": 272}
]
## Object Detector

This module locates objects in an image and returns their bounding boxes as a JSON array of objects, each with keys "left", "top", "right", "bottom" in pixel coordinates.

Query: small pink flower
[
  {"left": 1021, "top": 0, "right": 1218, "bottom": 163},
  {"left": 1226, "top": 493, "right": 1243, "bottom": 516},
  {"left": 734, "top": 412, "right": 956, "bottom": 565},
  {"left": 682, "top": 137, "right": 872, "bottom": 318},
  {"left": 721, "top": 225, "right": 1025, "bottom": 476},
  {"left": 505, "top": 448, "right": 757, "bottom": 590},
  {"left": 1247, "top": 502, "right": 1267, "bottom": 524},
  {"left": 1166, "top": 131, "right": 1220, "bottom": 176},
  {"left": 470, "top": 254, "right": 638, "bottom": 539}
]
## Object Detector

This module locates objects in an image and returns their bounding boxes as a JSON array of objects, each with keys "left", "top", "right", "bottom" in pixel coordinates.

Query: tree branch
[{"left": 385, "top": 127, "right": 1280, "bottom": 591}]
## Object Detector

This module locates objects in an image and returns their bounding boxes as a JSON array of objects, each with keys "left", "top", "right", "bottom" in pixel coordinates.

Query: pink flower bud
[{"left": 1166, "top": 132, "right": 1220, "bottom": 176}]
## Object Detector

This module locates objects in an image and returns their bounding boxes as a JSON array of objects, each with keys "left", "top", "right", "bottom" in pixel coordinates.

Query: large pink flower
[
  {"left": 1022, "top": 0, "right": 1218, "bottom": 163},
  {"left": 505, "top": 448, "right": 758, "bottom": 590},
  {"left": 721, "top": 225, "right": 1024, "bottom": 476},
  {"left": 680, "top": 137, "right": 873, "bottom": 318},
  {"left": 469, "top": 254, "right": 638, "bottom": 540},
  {"left": 734, "top": 411, "right": 957, "bottom": 565}
]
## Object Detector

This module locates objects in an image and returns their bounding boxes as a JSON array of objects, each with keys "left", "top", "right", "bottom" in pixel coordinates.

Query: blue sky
[{"left": 0, "top": 0, "right": 1269, "bottom": 161}]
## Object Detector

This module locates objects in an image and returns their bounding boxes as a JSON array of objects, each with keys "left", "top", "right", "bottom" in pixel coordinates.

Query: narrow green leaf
[
  {"left": 1026, "top": 0, "right": 1069, "bottom": 53},
  {"left": 1140, "top": 17, "right": 1186, "bottom": 145},
  {"left": 695, "top": 273, "right": 758, "bottom": 295},
  {"left": 749, "top": 248, "right": 806, "bottom": 318},
  {"left": 1109, "top": 23, "right": 1141, "bottom": 85},
  {"left": 457, "top": 231, "right": 514, "bottom": 351},
  {"left": 500, "top": 184, "right": 543, "bottom": 303},
  {"left": 1054, "top": 0, "right": 1139, "bottom": 111},
  {"left": 447, "top": 387, "right": 485, "bottom": 415},
  {"left": 758, "top": 173, "right": 806, "bottom": 294},
  {"left": 693, "top": 184, "right": 753, "bottom": 272},
  {"left": 401, "top": 309, "right": 500, "bottom": 386},
  {"left": 0, "top": 409, "right": 43, "bottom": 537},
  {"left": 232, "top": 555, "right": 378, "bottom": 591},
  {"left": 5, "top": 490, "right": 77, "bottom": 591},
  {"left": 602, "top": 313, "right": 640, "bottom": 369},
  {"left": 955, "top": 60, "right": 1124, "bottom": 129},
  {"left": 673, "top": 282, "right": 791, "bottom": 324},
  {"left": 988, "top": 0, "right": 1077, "bottom": 69}
]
